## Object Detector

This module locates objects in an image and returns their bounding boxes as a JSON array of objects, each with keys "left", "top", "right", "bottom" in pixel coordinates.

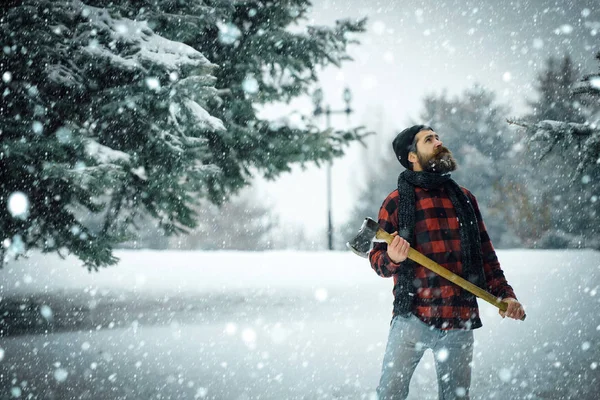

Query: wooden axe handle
[{"left": 375, "top": 229, "right": 526, "bottom": 321}]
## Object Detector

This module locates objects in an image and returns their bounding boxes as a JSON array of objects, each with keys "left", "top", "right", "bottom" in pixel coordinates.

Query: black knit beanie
[{"left": 392, "top": 125, "right": 434, "bottom": 169}]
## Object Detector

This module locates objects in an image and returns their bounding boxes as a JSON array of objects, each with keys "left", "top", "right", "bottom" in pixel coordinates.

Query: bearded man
[{"left": 369, "top": 125, "right": 525, "bottom": 400}]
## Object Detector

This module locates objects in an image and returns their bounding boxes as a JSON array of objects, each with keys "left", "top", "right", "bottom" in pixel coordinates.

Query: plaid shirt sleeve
[
  {"left": 465, "top": 189, "right": 517, "bottom": 300},
  {"left": 368, "top": 191, "right": 405, "bottom": 277}
]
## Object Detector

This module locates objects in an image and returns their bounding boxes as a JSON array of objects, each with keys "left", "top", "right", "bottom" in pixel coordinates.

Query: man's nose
[{"left": 434, "top": 139, "right": 443, "bottom": 148}]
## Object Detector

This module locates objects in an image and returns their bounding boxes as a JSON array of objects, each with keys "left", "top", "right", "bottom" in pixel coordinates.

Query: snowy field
[{"left": 1, "top": 249, "right": 599, "bottom": 400}]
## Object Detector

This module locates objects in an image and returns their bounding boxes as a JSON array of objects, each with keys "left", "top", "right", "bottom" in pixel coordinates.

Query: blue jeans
[{"left": 377, "top": 314, "right": 474, "bottom": 400}]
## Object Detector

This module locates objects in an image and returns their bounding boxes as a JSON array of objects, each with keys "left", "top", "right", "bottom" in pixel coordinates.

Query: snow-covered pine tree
[
  {"left": 122, "top": 0, "right": 368, "bottom": 199},
  {"left": 106, "top": 1, "right": 368, "bottom": 250},
  {"left": 0, "top": 1, "right": 225, "bottom": 269},
  {"left": 1, "top": 1, "right": 367, "bottom": 267},
  {"left": 575, "top": 52, "right": 600, "bottom": 126},
  {"left": 509, "top": 52, "right": 600, "bottom": 249}
]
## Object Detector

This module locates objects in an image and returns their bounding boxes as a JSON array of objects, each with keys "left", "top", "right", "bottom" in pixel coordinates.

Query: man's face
[{"left": 412, "top": 130, "right": 457, "bottom": 173}]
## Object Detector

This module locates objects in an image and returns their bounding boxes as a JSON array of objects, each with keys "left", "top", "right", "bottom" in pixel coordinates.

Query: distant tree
[
  {"left": 0, "top": 1, "right": 367, "bottom": 269},
  {"left": 526, "top": 54, "right": 585, "bottom": 123},
  {"left": 169, "top": 186, "right": 278, "bottom": 251}
]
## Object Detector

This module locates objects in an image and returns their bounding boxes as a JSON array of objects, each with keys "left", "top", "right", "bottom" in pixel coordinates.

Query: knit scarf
[{"left": 395, "top": 169, "right": 486, "bottom": 310}]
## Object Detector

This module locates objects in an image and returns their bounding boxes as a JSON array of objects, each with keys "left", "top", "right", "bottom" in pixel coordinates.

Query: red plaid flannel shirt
[{"left": 369, "top": 186, "right": 517, "bottom": 330}]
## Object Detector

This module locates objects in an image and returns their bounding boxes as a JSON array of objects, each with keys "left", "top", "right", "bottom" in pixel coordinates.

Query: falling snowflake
[
  {"left": 32, "top": 121, "right": 43, "bottom": 134},
  {"left": 581, "top": 342, "right": 591, "bottom": 351},
  {"left": 7, "top": 192, "right": 29, "bottom": 219},
  {"left": 145, "top": 77, "right": 160, "bottom": 90},
  {"left": 314, "top": 288, "right": 328, "bottom": 302},
  {"left": 225, "top": 322, "right": 237, "bottom": 336},
  {"left": 195, "top": 387, "right": 208, "bottom": 398},
  {"left": 436, "top": 347, "right": 449, "bottom": 362},
  {"left": 40, "top": 305, "right": 53, "bottom": 321},
  {"left": 242, "top": 328, "right": 257, "bottom": 348},
  {"left": 556, "top": 24, "right": 573, "bottom": 34},
  {"left": 532, "top": 38, "right": 544, "bottom": 49},
  {"left": 55, "top": 126, "right": 73, "bottom": 144},
  {"left": 242, "top": 75, "right": 259, "bottom": 94},
  {"left": 54, "top": 368, "right": 68, "bottom": 382},
  {"left": 499, "top": 368, "right": 512, "bottom": 382},
  {"left": 217, "top": 22, "right": 241, "bottom": 45}
]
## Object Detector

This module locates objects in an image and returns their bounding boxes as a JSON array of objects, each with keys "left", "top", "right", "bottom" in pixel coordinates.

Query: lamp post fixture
[{"left": 312, "top": 87, "right": 353, "bottom": 250}]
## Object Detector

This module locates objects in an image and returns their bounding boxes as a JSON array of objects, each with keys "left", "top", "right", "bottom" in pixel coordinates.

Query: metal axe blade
[{"left": 346, "top": 217, "right": 381, "bottom": 258}]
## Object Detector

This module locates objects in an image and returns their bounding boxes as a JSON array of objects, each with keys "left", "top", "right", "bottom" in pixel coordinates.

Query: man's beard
[{"left": 417, "top": 146, "right": 457, "bottom": 173}]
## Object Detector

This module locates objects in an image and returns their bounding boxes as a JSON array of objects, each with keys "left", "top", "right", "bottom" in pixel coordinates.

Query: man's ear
[{"left": 408, "top": 151, "right": 418, "bottom": 164}]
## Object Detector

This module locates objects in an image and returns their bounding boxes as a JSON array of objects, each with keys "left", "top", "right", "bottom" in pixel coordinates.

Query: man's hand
[
  {"left": 499, "top": 298, "right": 525, "bottom": 320},
  {"left": 387, "top": 231, "right": 410, "bottom": 264}
]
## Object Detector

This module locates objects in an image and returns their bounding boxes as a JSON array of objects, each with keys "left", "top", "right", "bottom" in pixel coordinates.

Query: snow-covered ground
[{"left": 1, "top": 249, "right": 599, "bottom": 399}]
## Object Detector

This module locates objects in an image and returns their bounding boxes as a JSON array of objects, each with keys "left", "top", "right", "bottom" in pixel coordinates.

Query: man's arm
[{"left": 368, "top": 192, "right": 405, "bottom": 277}]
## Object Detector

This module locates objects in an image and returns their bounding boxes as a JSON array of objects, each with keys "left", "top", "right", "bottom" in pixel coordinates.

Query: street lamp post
[{"left": 312, "top": 87, "right": 353, "bottom": 250}]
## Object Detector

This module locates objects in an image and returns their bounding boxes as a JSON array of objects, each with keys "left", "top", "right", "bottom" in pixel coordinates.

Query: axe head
[{"left": 346, "top": 217, "right": 381, "bottom": 258}]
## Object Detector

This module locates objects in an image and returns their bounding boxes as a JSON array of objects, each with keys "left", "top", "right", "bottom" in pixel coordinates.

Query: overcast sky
[{"left": 255, "top": 0, "right": 600, "bottom": 244}]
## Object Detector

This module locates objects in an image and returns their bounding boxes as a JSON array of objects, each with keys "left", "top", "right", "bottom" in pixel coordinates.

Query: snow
[
  {"left": 54, "top": 368, "right": 68, "bottom": 382},
  {"left": 55, "top": 126, "right": 73, "bottom": 144},
  {"left": 7, "top": 192, "right": 29, "bottom": 219},
  {"left": 39, "top": 305, "right": 53, "bottom": 321},
  {"left": 242, "top": 75, "right": 260, "bottom": 94},
  {"left": 4, "top": 235, "right": 26, "bottom": 261},
  {"left": 182, "top": 99, "right": 226, "bottom": 132},
  {"left": 217, "top": 22, "right": 242, "bottom": 45},
  {"left": 1, "top": 249, "right": 599, "bottom": 399},
  {"left": 31, "top": 121, "right": 43, "bottom": 134},
  {"left": 556, "top": 24, "right": 574, "bottom": 35},
  {"left": 435, "top": 347, "right": 449, "bottom": 362},
  {"left": 84, "top": 138, "right": 131, "bottom": 165},
  {"left": 145, "top": 77, "right": 161, "bottom": 90},
  {"left": 80, "top": 3, "right": 215, "bottom": 74}
]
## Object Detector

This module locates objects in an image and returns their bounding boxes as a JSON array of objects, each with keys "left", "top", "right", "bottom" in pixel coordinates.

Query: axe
[{"left": 347, "top": 217, "right": 525, "bottom": 320}]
